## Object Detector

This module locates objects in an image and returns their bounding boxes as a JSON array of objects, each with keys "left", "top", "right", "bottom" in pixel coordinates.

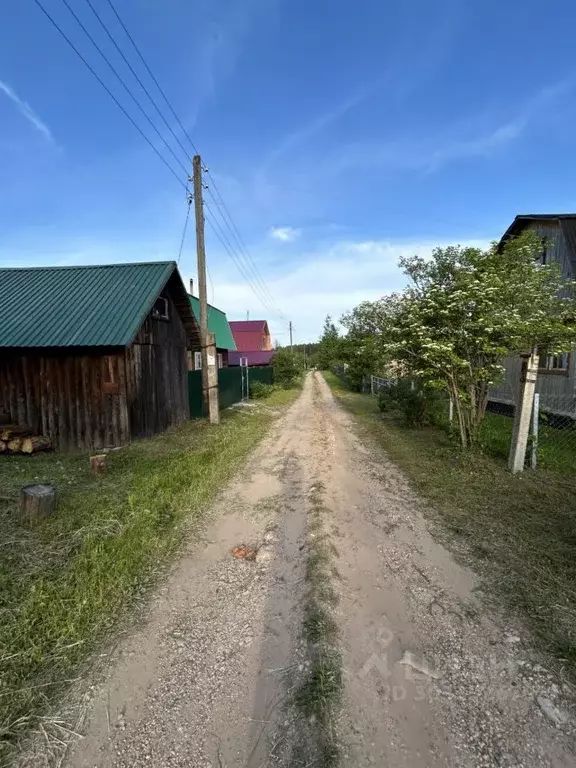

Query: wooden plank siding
[
  {"left": 0, "top": 285, "right": 191, "bottom": 451},
  {"left": 125, "top": 292, "right": 189, "bottom": 438},
  {"left": 0, "top": 349, "right": 130, "bottom": 451}
]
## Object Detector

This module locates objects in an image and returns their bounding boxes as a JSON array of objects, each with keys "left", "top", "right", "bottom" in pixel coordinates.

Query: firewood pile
[{"left": 0, "top": 425, "right": 52, "bottom": 455}]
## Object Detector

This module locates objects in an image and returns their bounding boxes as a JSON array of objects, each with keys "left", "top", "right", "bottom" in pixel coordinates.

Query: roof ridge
[{"left": 0, "top": 260, "right": 177, "bottom": 273}]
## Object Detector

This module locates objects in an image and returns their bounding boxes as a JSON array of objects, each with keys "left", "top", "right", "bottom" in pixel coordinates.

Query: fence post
[
  {"left": 531, "top": 393, "right": 540, "bottom": 470},
  {"left": 508, "top": 348, "right": 538, "bottom": 473},
  {"left": 448, "top": 397, "right": 454, "bottom": 426},
  {"left": 371, "top": 376, "right": 374, "bottom": 396}
]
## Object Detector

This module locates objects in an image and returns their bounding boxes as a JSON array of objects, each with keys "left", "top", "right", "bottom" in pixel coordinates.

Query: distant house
[
  {"left": 228, "top": 320, "right": 274, "bottom": 367},
  {"left": 188, "top": 291, "right": 236, "bottom": 371},
  {"left": 0, "top": 261, "right": 200, "bottom": 451},
  {"left": 489, "top": 214, "right": 576, "bottom": 415}
]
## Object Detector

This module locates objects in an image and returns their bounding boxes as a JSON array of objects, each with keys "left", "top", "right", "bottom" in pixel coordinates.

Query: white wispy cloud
[
  {"left": 0, "top": 79, "right": 53, "bottom": 143},
  {"left": 328, "top": 77, "right": 575, "bottom": 177},
  {"left": 269, "top": 226, "right": 301, "bottom": 242}
]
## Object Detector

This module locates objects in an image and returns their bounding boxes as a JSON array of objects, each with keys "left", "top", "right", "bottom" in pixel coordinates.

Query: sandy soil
[{"left": 29, "top": 372, "right": 576, "bottom": 767}]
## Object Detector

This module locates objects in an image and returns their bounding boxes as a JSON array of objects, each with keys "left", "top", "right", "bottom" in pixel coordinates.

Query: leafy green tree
[
  {"left": 272, "top": 347, "right": 301, "bottom": 386},
  {"left": 381, "top": 231, "right": 576, "bottom": 448},
  {"left": 316, "top": 315, "right": 341, "bottom": 370}
]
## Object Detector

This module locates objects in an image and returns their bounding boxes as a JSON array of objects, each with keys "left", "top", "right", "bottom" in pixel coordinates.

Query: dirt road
[{"left": 62, "top": 372, "right": 575, "bottom": 767}]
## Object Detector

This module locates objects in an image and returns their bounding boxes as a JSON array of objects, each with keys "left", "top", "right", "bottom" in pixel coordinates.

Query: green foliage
[
  {"left": 272, "top": 347, "right": 302, "bottom": 386},
  {"left": 317, "top": 315, "right": 341, "bottom": 370},
  {"left": 250, "top": 381, "right": 273, "bottom": 399},
  {"left": 377, "top": 380, "right": 443, "bottom": 428},
  {"left": 344, "top": 232, "right": 576, "bottom": 448}
]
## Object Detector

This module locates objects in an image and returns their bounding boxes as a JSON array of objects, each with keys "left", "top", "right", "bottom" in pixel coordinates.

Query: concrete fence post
[
  {"left": 508, "top": 348, "right": 539, "bottom": 473},
  {"left": 531, "top": 393, "right": 540, "bottom": 470}
]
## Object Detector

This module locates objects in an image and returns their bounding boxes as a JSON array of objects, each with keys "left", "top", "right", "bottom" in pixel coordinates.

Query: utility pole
[
  {"left": 289, "top": 321, "right": 293, "bottom": 352},
  {"left": 192, "top": 155, "right": 219, "bottom": 424}
]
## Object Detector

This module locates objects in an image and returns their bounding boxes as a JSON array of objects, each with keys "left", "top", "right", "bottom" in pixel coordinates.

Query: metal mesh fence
[{"left": 534, "top": 394, "right": 576, "bottom": 473}]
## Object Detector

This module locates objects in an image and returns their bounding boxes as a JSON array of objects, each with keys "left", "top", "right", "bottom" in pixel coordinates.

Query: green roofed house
[
  {"left": 187, "top": 281, "right": 236, "bottom": 371},
  {"left": 0, "top": 261, "right": 201, "bottom": 451}
]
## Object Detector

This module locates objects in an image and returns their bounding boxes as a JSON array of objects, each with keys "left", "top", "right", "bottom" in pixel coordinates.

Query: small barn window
[
  {"left": 152, "top": 296, "right": 169, "bottom": 320},
  {"left": 539, "top": 351, "right": 569, "bottom": 374},
  {"left": 194, "top": 351, "right": 202, "bottom": 370},
  {"left": 217, "top": 353, "right": 223, "bottom": 369}
]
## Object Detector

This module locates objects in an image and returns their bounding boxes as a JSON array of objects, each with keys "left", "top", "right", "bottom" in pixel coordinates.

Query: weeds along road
[{"left": 60, "top": 372, "right": 575, "bottom": 768}]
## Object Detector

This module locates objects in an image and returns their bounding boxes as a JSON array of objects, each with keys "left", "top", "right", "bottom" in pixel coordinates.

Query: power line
[
  {"left": 204, "top": 205, "right": 284, "bottom": 320},
  {"left": 31, "top": 0, "right": 187, "bottom": 191},
  {"left": 204, "top": 181, "right": 286, "bottom": 320},
  {"left": 58, "top": 0, "right": 189, "bottom": 177},
  {"left": 34, "top": 0, "right": 286, "bottom": 322},
  {"left": 81, "top": 0, "right": 193, "bottom": 166},
  {"left": 103, "top": 0, "right": 200, "bottom": 155},
  {"left": 101, "top": 0, "right": 285, "bottom": 320},
  {"left": 177, "top": 200, "right": 192, "bottom": 265}
]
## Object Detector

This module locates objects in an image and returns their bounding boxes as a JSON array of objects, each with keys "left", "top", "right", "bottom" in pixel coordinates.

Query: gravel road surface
[{"left": 57, "top": 372, "right": 576, "bottom": 767}]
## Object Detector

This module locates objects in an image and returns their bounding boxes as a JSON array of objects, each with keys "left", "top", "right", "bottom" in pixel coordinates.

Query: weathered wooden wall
[
  {"left": 125, "top": 293, "right": 189, "bottom": 438},
  {"left": 0, "top": 348, "right": 130, "bottom": 451},
  {"left": 0, "top": 289, "right": 191, "bottom": 451}
]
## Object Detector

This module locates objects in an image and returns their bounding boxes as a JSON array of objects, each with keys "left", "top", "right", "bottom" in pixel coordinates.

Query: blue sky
[{"left": 1, "top": 0, "right": 576, "bottom": 342}]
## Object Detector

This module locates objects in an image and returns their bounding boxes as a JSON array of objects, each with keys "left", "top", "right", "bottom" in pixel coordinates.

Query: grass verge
[
  {"left": 323, "top": 371, "right": 576, "bottom": 681},
  {"left": 293, "top": 472, "right": 342, "bottom": 766},
  {"left": 0, "top": 387, "right": 299, "bottom": 763}
]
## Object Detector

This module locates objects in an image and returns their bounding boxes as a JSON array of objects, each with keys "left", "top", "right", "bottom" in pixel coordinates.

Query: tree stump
[
  {"left": 90, "top": 454, "right": 107, "bottom": 474},
  {"left": 19, "top": 484, "right": 57, "bottom": 523}
]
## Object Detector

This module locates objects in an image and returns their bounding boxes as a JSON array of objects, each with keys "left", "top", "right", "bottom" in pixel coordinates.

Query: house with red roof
[{"left": 228, "top": 320, "right": 274, "bottom": 366}]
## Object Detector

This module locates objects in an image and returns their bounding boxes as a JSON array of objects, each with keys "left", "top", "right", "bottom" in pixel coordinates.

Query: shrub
[
  {"left": 272, "top": 348, "right": 301, "bottom": 387},
  {"left": 250, "top": 381, "right": 273, "bottom": 399},
  {"left": 377, "top": 380, "right": 443, "bottom": 428}
]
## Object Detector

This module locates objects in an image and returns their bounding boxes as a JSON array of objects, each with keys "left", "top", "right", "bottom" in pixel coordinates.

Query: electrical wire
[
  {"left": 101, "top": 0, "right": 285, "bottom": 320},
  {"left": 103, "top": 0, "right": 201, "bottom": 156},
  {"left": 81, "top": 0, "right": 193, "bottom": 167},
  {"left": 31, "top": 0, "right": 187, "bottom": 191},
  {"left": 34, "top": 0, "right": 286, "bottom": 322},
  {"left": 58, "top": 0, "right": 189, "bottom": 178},
  {"left": 177, "top": 201, "right": 192, "bottom": 265},
  {"left": 204, "top": 183, "right": 286, "bottom": 320},
  {"left": 204, "top": 206, "right": 282, "bottom": 318}
]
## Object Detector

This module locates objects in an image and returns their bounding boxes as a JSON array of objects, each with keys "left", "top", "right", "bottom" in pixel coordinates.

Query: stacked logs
[{"left": 0, "top": 425, "right": 52, "bottom": 455}]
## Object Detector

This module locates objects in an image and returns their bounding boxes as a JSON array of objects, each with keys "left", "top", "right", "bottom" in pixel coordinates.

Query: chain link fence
[
  {"left": 370, "top": 375, "right": 576, "bottom": 472},
  {"left": 533, "top": 394, "right": 576, "bottom": 473}
]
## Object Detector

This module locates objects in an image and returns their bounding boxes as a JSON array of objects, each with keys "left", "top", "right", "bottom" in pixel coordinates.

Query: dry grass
[
  {"left": 324, "top": 372, "right": 576, "bottom": 682},
  {"left": 0, "top": 388, "right": 299, "bottom": 765}
]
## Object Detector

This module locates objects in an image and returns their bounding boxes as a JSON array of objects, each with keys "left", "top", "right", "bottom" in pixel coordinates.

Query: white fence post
[
  {"left": 531, "top": 393, "right": 540, "bottom": 470},
  {"left": 508, "top": 348, "right": 538, "bottom": 473},
  {"left": 448, "top": 397, "right": 454, "bottom": 426}
]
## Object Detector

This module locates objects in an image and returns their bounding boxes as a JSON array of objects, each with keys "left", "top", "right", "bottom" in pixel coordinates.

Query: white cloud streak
[
  {"left": 0, "top": 79, "right": 54, "bottom": 143},
  {"left": 269, "top": 226, "right": 301, "bottom": 242}
]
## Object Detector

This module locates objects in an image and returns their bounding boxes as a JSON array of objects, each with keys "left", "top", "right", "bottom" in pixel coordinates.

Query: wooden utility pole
[
  {"left": 289, "top": 321, "right": 293, "bottom": 352},
  {"left": 192, "top": 155, "right": 219, "bottom": 424}
]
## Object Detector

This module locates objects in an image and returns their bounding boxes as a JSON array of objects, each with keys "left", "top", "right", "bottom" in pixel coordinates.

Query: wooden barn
[{"left": 0, "top": 261, "right": 200, "bottom": 451}]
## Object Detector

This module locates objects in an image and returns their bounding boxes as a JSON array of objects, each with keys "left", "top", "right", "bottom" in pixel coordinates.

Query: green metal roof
[
  {"left": 189, "top": 295, "right": 236, "bottom": 350},
  {"left": 0, "top": 261, "right": 185, "bottom": 347}
]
